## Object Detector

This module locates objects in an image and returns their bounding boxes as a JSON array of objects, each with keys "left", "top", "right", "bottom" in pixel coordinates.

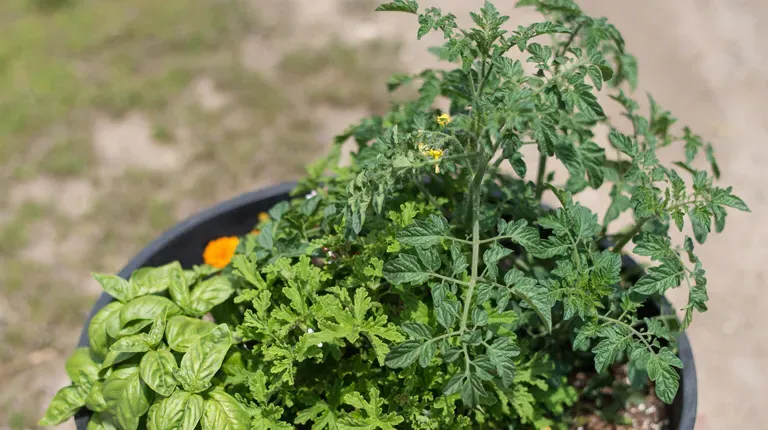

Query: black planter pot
[{"left": 73, "top": 182, "right": 697, "bottom": 430}]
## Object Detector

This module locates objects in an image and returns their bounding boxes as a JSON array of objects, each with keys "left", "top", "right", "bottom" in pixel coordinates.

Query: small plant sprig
[
  {"left": 39, "top": 263, "right": 243, "bottom": 429},
  {"left": 340, "top": 0, "right": 747, "bottom": 414}
]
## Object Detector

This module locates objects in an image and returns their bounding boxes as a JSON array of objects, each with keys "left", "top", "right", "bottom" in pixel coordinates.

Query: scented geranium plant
[{"left": 42, "top": 0, "right": 749, "bottom": 429}]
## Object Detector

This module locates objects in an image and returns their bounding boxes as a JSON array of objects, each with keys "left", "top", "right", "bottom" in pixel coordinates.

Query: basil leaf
[
  {"left": 102, "top": 366, "right": 153, "bottom": 430},
  {"left": 85, "top": 381, "right": 108, "bottom": 412},
  {"left": 110, "top": 334, "right": 152, "bottom": 353},
  {"left": 65, "top": 348, "right": 100, "bottom": 385},
  {"left": 140, "top": 349, "right": 179, "bottom": 397},
  {"left": 93, "top": 273, "right": 135, "bottom": 303},
  {"left": 147, "top": 390, "right": 204, "bottom": 430},
  {"left": 39, "top": 386, "right": 87, "bottom": 426},
  {"left": 177, "top": 324, "right": 232, "bottom": 393},
  {"left": 166, "top": 316, "right": 217, "bottom": 353},
  {"left": 130, "top": 261, "right": 184, "bottom": 296},
  {"left": 88, "top": 302, "right": 124, "bottom": 358},
  {"left": 168, "top": 262, "right": 191, "bottom": 306},
  {"left": 87, "top": 412, "right": 120, "bottom": 430},
  {"left": 185, "top": 276, "right": 235, "bottom": 317},
  {"left": 201, "top": 388, "right": 249, "bottom": 430},
  {"left": 119, "top": 296, "right": 181, "bottom": 328}
]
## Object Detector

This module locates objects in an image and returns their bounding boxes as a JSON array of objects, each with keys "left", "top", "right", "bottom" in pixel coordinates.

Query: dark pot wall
[{"left": 73, "top": 182, "right": 697, "bottom": 430}]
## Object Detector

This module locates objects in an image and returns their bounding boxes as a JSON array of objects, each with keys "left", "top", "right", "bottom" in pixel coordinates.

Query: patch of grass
[
  {"left": 278, "top": 38, "right": 401, "bottom": 111},
  {"left": 0, "top": 203, "right": 49, "bottom": 257},
  {"left": 38, "top": 137, "right": 93, "bottom": 177},
  {"left": 0, "top": 0, "right": 252, "bottom": 163},
  {"left": 216, "top": 67, "right": 291, "bottom": 122},
  {"left": 152, "top": 123, "right": 176, "bottom": 144}
]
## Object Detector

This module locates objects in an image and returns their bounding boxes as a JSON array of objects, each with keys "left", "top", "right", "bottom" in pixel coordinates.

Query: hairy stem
[
  {"left": 597, "top": 315, "right": 654, "bottom": 352},
  {"left": 612, "top": 216, "right": 650, "bottom": 253},
  {"left": 534, "top": 152, "right": 548, "bottom": 200},
  {"left": 461, "top": 219, "right": 481, "bottom": 333}
]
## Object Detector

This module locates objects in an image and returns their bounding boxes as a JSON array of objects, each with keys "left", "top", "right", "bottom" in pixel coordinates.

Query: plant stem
[
  {"left": 612, "top": 216, "right": 650, "bottom": 253},
  {"left": 597, "top": 315, "right": 654, "bottom": 352},
  {"left": 460, "top": 219, "right": 481, "bottom": 333},
  {"left": 534, "top": 152, "right": 548, "bottom": 200}
]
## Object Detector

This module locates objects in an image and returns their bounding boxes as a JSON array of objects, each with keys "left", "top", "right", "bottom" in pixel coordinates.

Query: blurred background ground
[{"left": 0, "top": 0, "right": 765, "bottom": 429}]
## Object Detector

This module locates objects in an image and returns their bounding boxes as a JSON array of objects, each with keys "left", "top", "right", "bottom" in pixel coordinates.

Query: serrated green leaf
[
  {"left": 497, "top": 219, "right": 540, "bottom": 250},
  {"left": 400, "top": 322, "right": 433, "bottom": 340},
  {"left": 416, "top": 246, "right": 441, "bottom": 272},
  {"left": 384, "top": 340, "right": 422, "bottom": 368},
  {"left": 396, "top": 214, "right": 449, "bottom": 248},
  {"left": 608, "top": 130, "right": 637, "bottom": 157},
  {"left": 435, "top": 297, "right": 460, "bottom": 329},
  {"left": 483, "top": 244, "right": 512, "bottom": 281},
  {"left": 450, "top": 242, "right": 468, "bottom": 275},
  {"left": 592, "top": 325, "right": 631, "bottom": 372},
  {"left": 631, "top": 262, "right": 684, "bottom": 295},
  {"left": 383, "top": 254, "right": 430, "bottom": 285},
  {"left": 375, "top": 0, "right": 418, "bottom": 14},
  {"left": 647, "top": 347, "right": 682, "bottom": 404},
  {"left": 633, "top": 233, "right": 673, "bottom": 261}
]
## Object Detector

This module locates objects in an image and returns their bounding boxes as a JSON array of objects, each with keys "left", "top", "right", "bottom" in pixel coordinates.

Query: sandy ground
[{"left": 2, "top": 0, "right": 765, "bottom": 428}]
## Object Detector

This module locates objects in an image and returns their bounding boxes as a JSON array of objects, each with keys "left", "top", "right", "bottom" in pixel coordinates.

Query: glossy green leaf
[
  {"left": 177, "top": 324, "right": 232, "bottom": 393},
  {"left": 166, "top": 316, "right": 217, "bottom": 353},
  {"left": 147, "top": 390, "right": 204, "bottom": 430},
  {"left": 102, "top": 366, "right": 153, "bottom": 430},
  {"left": 185, "top": 276, "right": 235, "bottom": 316},
  {"left": 119, "top": 296, "right": 181, "bottom": 328},
  {"left": 201, "top": 389, "right": 249, "bottom": 430},
  {"left": 66, "top": 348, "right": 100, "bottom": 386},
  {"left": 39, "top": 386, "right": 87, "bottom": 426},
  {"left": 140, "top": 349, "right": 179, "bottom": 397},
  {"left": 93, "top": 274, "right": 134, "bottom": 303},
  {"left": 130, "top": 262, "right": 184, "bottom": 296},
  {"left": 88, "top": 302, "right": 124, "bottom": 359}
]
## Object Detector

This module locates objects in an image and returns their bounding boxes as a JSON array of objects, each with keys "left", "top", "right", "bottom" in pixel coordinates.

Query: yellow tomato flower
[
  {"left": 203, "top": 236, "right": 239, "bottom": 269},
  {"left": 258, "top": 212, "right": 269, "bottom": 222},
  {"left": 437, "top": 113, "right": 452, "bottom": 126},
  {"left": 426, "top": 148, "right": 443, "bottom": 159},
  {"left": 417, "top": 142, "right": 426, "bottom": 151}
]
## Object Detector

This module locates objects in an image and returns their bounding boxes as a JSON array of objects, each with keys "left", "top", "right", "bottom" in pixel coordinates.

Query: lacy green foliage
[
  {"left": 42, "top": 0, "right": 750, "bottom": 428},
  {"left": 39, "top": 262, "right": 243, "bottom": 429}
]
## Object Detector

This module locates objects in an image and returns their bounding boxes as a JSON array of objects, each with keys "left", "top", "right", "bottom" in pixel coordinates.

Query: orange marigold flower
[
  {"left": 258, "top": 212, "right": 269, "bottom": 222},
  {"left": 250, "top": 229, "right": 260, "bottom": 235},
  {"left": 203, "top": 236, "right": 239, "bottom": 269}
]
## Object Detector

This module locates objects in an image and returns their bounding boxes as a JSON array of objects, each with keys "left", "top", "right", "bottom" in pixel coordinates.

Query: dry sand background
[{"left": 1, "top": 0, "right": 766, "bottom": 428}]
